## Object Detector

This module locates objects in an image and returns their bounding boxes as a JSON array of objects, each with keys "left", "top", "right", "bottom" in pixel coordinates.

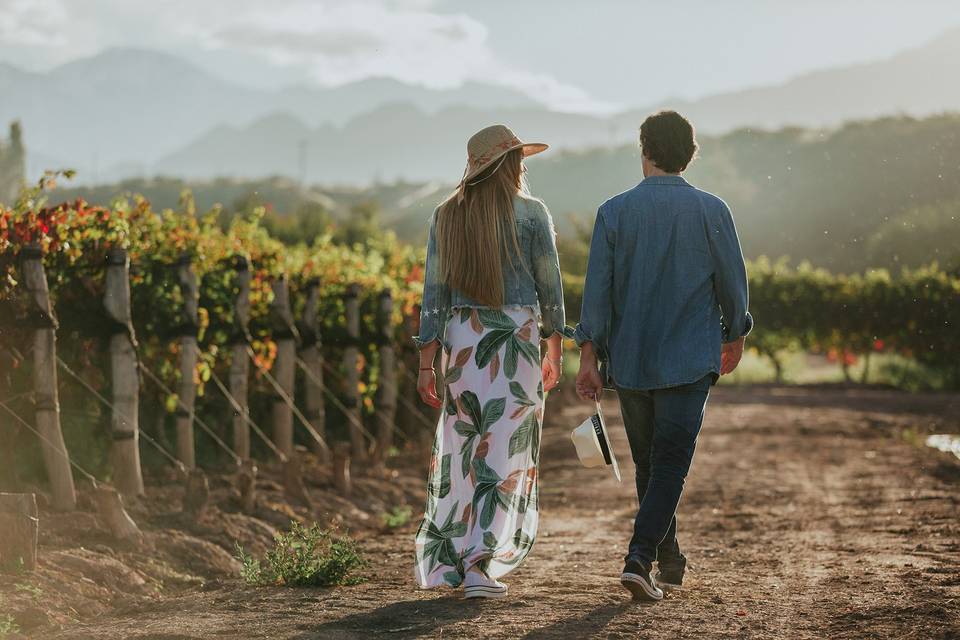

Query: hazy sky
[{"left": 2, "top": 0, "right": 959, "bottom": 112}]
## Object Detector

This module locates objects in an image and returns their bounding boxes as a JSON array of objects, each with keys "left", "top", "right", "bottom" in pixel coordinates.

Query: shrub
[
  {"left": 235, "top": 521, "right": 368, "bottom": 587},
  {"left": 381, "top": 505, "right": 413, "bottom": 529}
]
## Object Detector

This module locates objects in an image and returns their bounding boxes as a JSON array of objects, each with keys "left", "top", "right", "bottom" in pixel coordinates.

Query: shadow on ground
[
  {"left": 291, "top": 596, "right": 483, "bottom": 639},
  {"left": 520, "top": 602, "right": 634, "bottom": 639}
]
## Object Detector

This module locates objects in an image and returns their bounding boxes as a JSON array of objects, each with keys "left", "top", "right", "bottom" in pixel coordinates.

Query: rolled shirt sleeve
[
  {"left": 573, "top": 207, "right": 614, "bottom": 351},
  {"left": 413, "top": 211, "right": 451, "bottom": 348},
  {"left": 531, "top": 200, "right": 566, "bottom": 339},
  {"left": 708, "top": 202, "right": 754, "bottom": 342}
]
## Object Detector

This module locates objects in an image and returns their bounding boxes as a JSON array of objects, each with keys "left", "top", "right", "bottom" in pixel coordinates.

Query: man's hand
[
  {"left": 720, "top": 336, "right": 746, "bottom": 375},
  {"left": 575, "top": 342, "right": 604, "bottom": 401}
]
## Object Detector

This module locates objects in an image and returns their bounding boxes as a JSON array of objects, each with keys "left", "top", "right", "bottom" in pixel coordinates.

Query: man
[{"left": 574, "top": 110, "right": 753, "bottom": 602}]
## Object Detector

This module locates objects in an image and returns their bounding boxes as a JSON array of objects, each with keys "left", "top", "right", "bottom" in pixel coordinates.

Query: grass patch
[
  {"left": 718, "top": 349, "right": 949, "bottom": 390},
  {"left": 565, "top": 345, "right": 949, "bottom": 392},
  {"left": 381, "top": 505, "right": 413, "bottom": 529},
  {"left": 13, "top": 583, "right": 42, "bottom": 599},
  {"left": 235, "top": 521, "right": 368, "bottom": 587},
  {"left": 0, "top": 614, "right": 20, "bottom": 636}
]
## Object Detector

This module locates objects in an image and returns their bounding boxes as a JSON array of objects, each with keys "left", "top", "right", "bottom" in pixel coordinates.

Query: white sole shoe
[
  {"left": 620, "top": 572, "right": 664, "bottom": 601},
  {"left": 464, "top": 584, "right": 508, "bottom": 599}
]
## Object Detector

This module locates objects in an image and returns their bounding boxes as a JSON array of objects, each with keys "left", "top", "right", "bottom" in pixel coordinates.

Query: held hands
[{"left": 720, "top": 336, "right": 746, "bottom": 375}]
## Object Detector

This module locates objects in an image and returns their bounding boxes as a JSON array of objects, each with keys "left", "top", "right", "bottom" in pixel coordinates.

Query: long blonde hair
[{"left": 436, "top": 149, "right": 525, "bottom": 307}]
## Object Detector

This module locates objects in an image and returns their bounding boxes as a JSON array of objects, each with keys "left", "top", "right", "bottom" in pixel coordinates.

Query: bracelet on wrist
[{"left": 419, "top": 367, "right": 435, "bottom": 372}]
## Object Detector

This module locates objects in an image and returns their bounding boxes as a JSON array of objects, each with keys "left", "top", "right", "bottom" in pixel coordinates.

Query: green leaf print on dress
[
  {"left": 471, "top": 458, "right": 514, "bottom": 529},
  {"left": 414, "top": 306, "right": 545, "bottom": 589},
  {"left": 508, "top": 412, "right": 539, "bottom": 457},
  {"left": 437, "top": 454, "right": 452, "bottom": 499},
  {"left": 443, "top": 346, "right": 473, "bottom": 387},
  {"left": 422, "top": 501, "right": 467, "bottom": 573},
  {"left": 454, "top": 390, "right": 506, "bottom": 479}
]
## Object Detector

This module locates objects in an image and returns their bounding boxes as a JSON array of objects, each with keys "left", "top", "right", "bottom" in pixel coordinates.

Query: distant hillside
[
  {"left": 618, "top": 26, "right": 960, "bottom": 133},
  {"left": 0, "top": 49, "right": 544, "bottom": 182},
  {"left": 153, "top": 105, "right": 621, "bottom": 185},
  {"left": 50, "top": 115, "right": 960, "bottom": 274},
  {"left": 155, "top": 26, "right": 960, "bottom": 184},
  {"left": 533, "top": 115, "right": 960, "bottom": 273},
  {"left": 6, "top": 27, "right": 960, "bottom": 184}
]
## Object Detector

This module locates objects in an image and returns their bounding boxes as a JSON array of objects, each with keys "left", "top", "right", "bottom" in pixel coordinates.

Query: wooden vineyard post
[
  {"left": 92, "top": 484, "right": 142, "bottom": 543},
  {"left": 104, "top": 248, "right": 144, "bottom": 497},
  {"left": 282, "top": 452, "right": 312, "bottom": 508},
  {"left": 0, "top": 347, "right": 19, "bottom": 491},
  {"left": 373, "top": 288, "right": 397, "bottom": 465},
  {"left": 332, "top": 442, "right": 352, "bottom": 496},
  {"left": 174, "top": 255, "right": 199, "bottom": 470},
  {"left": 230, "top": 258, "right": 252, "bottom": 460},
  {"left": 270, "top": 276, "right": 298, "bottom": 457},
  {"left": 342, "top": 284, "right": 366, "bottom": 463},
  {"left": 238, "top": 459, "right": 257, "bottom": 513},
  {"left": 0, "top": 493, "right": 38, "bottom": 572},
  {"left": 300, "top": 278, "right": 327, "bottom": 460},
  {"left": 181, "top": 469, "right": 209, "bottom": 518},
  {"left": 395, "top": 310, "right": 426, "bottom": 452},
  {"left": 19, "top": 245, "right": 76, "bottom": 510}
]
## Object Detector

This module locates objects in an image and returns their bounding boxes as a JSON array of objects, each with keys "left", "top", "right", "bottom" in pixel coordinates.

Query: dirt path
[{"left": 49, "top": 387, "right": 960, "bottom": 639}]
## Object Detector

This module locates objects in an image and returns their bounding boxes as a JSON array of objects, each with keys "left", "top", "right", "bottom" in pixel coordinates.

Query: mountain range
[{"left": 3, "top": 26, "right": 960, "bottom": 185}]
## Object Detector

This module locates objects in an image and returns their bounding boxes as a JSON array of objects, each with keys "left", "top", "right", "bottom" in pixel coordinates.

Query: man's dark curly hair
[{"left": 639, "top": 110, "right": 698, "bottom": 173}]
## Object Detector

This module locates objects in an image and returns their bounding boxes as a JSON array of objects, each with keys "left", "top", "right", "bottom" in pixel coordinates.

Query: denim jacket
[
  {"left": 573, "top": 176, "right": 753, "bottom": 390},
  {"left": 415, "top": 193, "right": 566, "bottom": 348}
]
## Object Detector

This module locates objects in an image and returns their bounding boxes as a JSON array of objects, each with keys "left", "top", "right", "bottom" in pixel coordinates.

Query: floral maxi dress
[{"left": 414, "top": 307, "right": 543, "bottom": 588}]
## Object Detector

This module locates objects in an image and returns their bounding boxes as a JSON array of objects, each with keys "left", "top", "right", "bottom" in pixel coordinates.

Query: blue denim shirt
[
  {"left": 415, "top": 193, "right": 566, "bottom": 348},
  {"left": 573, "top": 176, "right": 753, "bottom": 390}
]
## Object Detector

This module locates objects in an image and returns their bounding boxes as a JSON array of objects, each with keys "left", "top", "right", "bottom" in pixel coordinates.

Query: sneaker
[
  {"left": 620, "top": 559, "right": 663, "bottom": 602},
  {"left": 463, "top": 569, "right": 508, "bottom": 599},
  {"left": 655, "top": 564, "right": 684, "bottom": 591}
]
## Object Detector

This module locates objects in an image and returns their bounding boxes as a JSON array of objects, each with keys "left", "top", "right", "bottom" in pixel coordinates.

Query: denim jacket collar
[{"left": 640, "top": 175, "right": 690, "bottom": 187}]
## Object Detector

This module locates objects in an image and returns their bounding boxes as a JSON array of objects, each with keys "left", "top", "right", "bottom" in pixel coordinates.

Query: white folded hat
[{"left": 570, "top": 401, "right": 621, "bottom": 482}]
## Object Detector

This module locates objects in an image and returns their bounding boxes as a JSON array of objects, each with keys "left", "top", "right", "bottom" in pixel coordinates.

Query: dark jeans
[{"left": 616, "top": 375, "right": 712, "bottom": 569}]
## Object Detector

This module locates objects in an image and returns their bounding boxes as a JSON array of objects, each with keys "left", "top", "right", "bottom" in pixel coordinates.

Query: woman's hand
[
  {"left": 541, "top": 332, "right": 563, "bottom": 392},
  {"left": 416, "top": 341, "right": 442, "bottom": 408},
  {"left": 417, "top": 368, "right": 442, "bottom": 408},
  {"left": 541, "top": 355, "right": 562, "bottom": 392}
]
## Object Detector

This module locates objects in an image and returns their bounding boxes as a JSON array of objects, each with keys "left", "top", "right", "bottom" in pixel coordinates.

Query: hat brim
[
  {"left": 595, "top": 410, "right": 622, "bottom": 482},
  {"left": 521, "top": 142, "right": 549, "bottom": 158},
  {"left": 570, "top": 410, "right": 622, "bottom": 483},
  {"left": 462, "top": 141, "right": 549, "bottom": 184}
]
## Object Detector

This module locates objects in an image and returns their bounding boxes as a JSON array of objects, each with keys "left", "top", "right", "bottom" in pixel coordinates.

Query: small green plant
[
  {"left": 381, "top": 505, "right": 413, "bottom": 529},
  {"left": 0, "top": 614, "right": 21, "bottom": 636},
  {"left": 235, "top": 521, "right": 368, "bottom": 587},
  {"left": 14, "top": 583, "right": 42, "bottom": 599}
]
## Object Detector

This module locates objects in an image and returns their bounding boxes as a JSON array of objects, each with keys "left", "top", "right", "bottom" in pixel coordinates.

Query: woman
[{"left": 413, "top": 124, "right": 566, "bottom": 599}]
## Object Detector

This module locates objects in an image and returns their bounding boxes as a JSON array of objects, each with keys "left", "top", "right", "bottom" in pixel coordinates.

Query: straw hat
[{"left": 456, "top": 124, "right": 548, "bottom": 203}]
